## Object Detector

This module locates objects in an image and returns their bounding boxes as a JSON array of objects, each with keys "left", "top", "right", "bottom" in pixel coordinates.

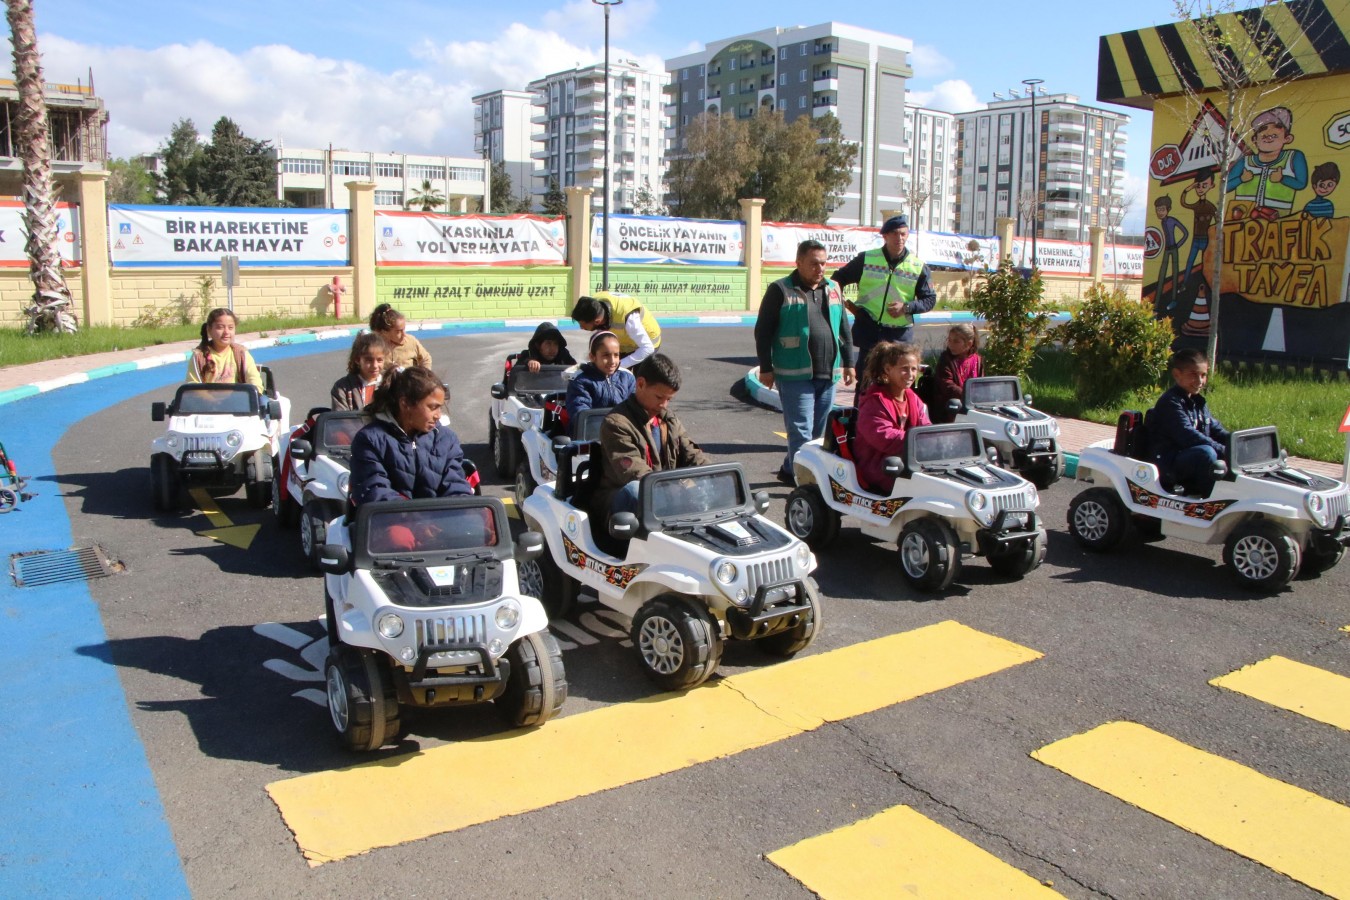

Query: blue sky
[{"left": 32, "top": 0, "right": 1189, "bottom": 231}]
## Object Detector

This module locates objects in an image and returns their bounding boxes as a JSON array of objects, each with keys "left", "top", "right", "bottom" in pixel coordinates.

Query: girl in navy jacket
[
  {"left": 565, "top": 331, "right": 636, "bottom": 434},
  {"left": 350, "top": 366, "right": 472, "bottom": 505}
]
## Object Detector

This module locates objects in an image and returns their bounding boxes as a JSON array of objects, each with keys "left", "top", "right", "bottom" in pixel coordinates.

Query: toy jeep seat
[
  {"left": 824, "top": 408, "right": 856, "bottom": 460},
  {"left": 556, "top": 440, "right": 601, "bottom": 508},
  {"left": 570, "top": 406, "right": 613, "bottom": 442},
  {"left": 1113, "top": 410, "right": 1149, "bottom": 460}
]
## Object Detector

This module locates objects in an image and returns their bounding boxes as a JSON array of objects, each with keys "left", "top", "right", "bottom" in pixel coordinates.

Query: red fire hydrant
[{"left": 327, "top": 275, "right": 347, "bottom": 319}]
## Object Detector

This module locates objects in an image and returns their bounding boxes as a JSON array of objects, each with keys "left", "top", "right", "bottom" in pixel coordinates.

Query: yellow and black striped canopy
[{"left": 1099, "top": 0, "right": 1350, "bottom": 109}]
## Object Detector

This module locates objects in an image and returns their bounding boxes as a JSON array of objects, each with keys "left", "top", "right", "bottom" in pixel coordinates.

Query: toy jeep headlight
[
  {"left": 377, "top": 613, "right": 405, "bottom": 639},
  {"left": 165, "top": 432, "right": 181, "bottom": 450},
  {"left": 1005, "top": 422, "right": 1028, "bottom": 448},
  {"left": 495, "top": 602, "right": 520, "bottom": 630},
  {"left": 1305, "top": 491, "right": 1330, "bottom": 528},
  {"left": 337, "top": 471, "right": 350, "bottom": 494},
  {"left": 516, "top": 409, "right": 535, "bottom": 427},
  {"left": 794, "top": 543, "right": 812, "bottom": 570},
  {"left": 712, "top": 559, "right": 737, "bottom": 585},
  {"left": 225, "top": 430, "right": 244, "bottom": 449},
  {"left": 966, "top": 490, "right": 993, "bottom": 525}
]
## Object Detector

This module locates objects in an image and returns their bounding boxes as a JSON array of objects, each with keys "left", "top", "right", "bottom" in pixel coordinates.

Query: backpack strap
[{"left": 233, "top": 344, "right": 248, "bottom": 384}]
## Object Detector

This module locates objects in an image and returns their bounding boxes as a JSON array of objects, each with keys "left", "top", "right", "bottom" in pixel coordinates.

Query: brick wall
[
  {"left": 106, "top": 267, "right": 350, "bottom": 327},
  {"left": 376, "top": 267, "right": 572, "bottom": 320},
  {"left": 0, "top": 268, "right": 86, "bottom": 327}
]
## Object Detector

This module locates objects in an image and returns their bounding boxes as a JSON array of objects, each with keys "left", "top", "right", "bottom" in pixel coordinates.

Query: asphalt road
[{"left": 49, "top": 324, "right": 1350, "bottom": 898}]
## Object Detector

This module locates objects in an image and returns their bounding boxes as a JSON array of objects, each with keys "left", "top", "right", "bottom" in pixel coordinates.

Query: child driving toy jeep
[{"left": 1147, "top": 348, "right": 1230, "bottom": 498}]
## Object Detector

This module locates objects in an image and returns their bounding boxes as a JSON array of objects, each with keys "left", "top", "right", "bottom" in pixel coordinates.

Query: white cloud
[
  {"left": 1119, "top": 170, "right": 1151, "bottom": 234},
  {"left": 907, "top": 80, "right": 980, "bottom": 114},
  {"left": 541, "top": 0, "right": 659, "bottom": 43},
  {"left": 39, "top": 19, "right": 669, "bottom": 160},
  {"left": 909, "top": 44, "right": 954, "bottom": 79}
]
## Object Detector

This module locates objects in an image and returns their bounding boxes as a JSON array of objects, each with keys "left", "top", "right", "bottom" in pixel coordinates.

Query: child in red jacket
[{"left": 930, "top": 324, "right": 983, "bottom": 423}]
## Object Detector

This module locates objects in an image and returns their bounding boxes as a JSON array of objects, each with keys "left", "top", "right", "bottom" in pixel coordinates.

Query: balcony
[
  {"left": 1049, "top": 119, "right": 1086, "bottom": 135},
  {"left": 814, "top": 74, "right": 839, "bottom": 92},
  {"left": 530, "top": 110, "right": 551, "bottom": 125},
  {"left": 1047, "top": 159, "right": 1085, "bottom": 175}
]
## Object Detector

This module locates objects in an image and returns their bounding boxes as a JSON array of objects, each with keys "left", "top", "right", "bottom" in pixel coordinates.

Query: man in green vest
[
  {"left": 571, "top": 292, "right": 662, "bottom": 368},
  {"left": 755, "top": 239, "right": 855, "bottom": 486},
  {"left": 831, "top": 215, "right": 936, "bottom": 374}
]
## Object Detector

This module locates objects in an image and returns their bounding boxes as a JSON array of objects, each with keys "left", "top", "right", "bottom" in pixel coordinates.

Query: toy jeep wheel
[
  {"left": 898, "top": 517, "right": 961, "bottom": 592},
  {"left": 301, "top": 499, "right": 338, "bottom": 569},
  {"left": 245, "top": 452, "right": 272, "bottom": 509},
  {"left": 489, "top": 415, "right": 517, "bottom": 477},
  {"left": 272, "top": 465, "right": 299, "bottom": 527},
  {"left": 988, "top": 531, "right": 1046, "bottom": 578},
  {"left": 1068, "top": 488, "right": 1128, "bottom": 551},
  {"left": 497, "top": 631, "right": 568, "bottom": 728},
  {"left": 784, "top": 486, "right": 840, "bottom": 550},
  {"left": 0, "top": 488, "right": 16, "bottom": 513},
  {"left": 325, "top": 645, "right": 401, "bottom": 752},
  {"left": 631, "top": 595, "right": 723, "bottom": 691},
  {"left": 513, "top": 459, "right": 538, "bottom": 511},
  {"left": 519, "top": 549, "right": 580, "bottom": 619},
  {"left": 151, "top": 452, "right": 179, "bottom": 512},
  {"left": 756, "top": 577, "right": 822, "bottom": 658},
  {"left": 1224, "top": 520, "right": 1301, "bottom": 591}
]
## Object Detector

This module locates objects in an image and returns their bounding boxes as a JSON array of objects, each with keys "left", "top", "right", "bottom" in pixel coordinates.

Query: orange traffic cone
[{"left": 1182, "top": 281, "right": 1211, "bottom": 337}]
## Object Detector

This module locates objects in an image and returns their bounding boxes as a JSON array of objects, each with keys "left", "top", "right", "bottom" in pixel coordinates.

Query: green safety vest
[
  {"left": 855, "top": 248, "right": 924, "bottom": 326},
  {"left": 1233, "top": 150, "right": 1300, "bottom": 211},
  {"left": 771, "top": 275, "right": 845, "bottom": 383},
  {"left": 595, "top": 291, "right": 661, "bottom": 355}
]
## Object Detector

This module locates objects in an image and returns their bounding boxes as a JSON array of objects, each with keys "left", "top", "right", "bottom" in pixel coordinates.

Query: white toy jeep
[
  {"left": 149, "top": 369, "right": 290, "bottom": 511},
  {"left": 519, "top": 449, "right": 820, "bottom": 691},
  {"left": 785, "top": 412, "right": 1045, "bottom": 592},
  {"left": 276, "top": 409, "right": 366, "bottom": 567},
  {"left": 514, "top": 403, "right": 613, "bottom": 509},
  {"left": 487, "top": 359, "right": 572, "bottom": 499},
  {"left": 1068, "top": 411, "right": 1350, "bottom": 591},
  {"left": 318, "top": 495, "right": 565, "bottom": 751},
  {"left": 947, "top": 375, "right": 1064, "bottom": 489}
]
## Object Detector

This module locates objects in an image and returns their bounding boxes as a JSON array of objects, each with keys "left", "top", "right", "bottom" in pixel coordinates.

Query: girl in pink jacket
[{"left": 854, "top": 342, "right": 931, "bottom": 495}]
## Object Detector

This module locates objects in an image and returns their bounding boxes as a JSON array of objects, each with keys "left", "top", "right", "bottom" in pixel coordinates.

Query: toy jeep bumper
[{"left": 723, "top": 579, "right": 814, "bottom": 641}]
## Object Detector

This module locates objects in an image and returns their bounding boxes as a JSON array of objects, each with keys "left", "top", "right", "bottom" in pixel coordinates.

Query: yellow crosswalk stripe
[
  {"left": 1211, "top": 656, "right": 1350, "bottom": 731},
  {"left": 1032, "top": 721, "right": 1350, "bottom": 897},
  {"left": 769, "top": 804, "right": 1063, "bottom": 899},
  {"left": 268, "top": 620, "right": 1041, "bottom": 866}
]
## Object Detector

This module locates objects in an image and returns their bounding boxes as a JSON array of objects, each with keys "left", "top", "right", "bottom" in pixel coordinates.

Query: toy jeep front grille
[
  {"left": 1325, "top": 490, "right": 1349, "bottom": 522},
  {"left": 992, "top": 487, "right": 1036, "bottom": 514},
  {"left": 415, "top": 613, "right": 488, "bottom": 648},
  {"left": 182, "top": 435, "right": 236, "bottom": 462},
  {"left": 1019, "top": 421, "right": 1057, "bottom": 441},
  {"left": 746, "top": 556, "right": 794, "bottom": 595}
]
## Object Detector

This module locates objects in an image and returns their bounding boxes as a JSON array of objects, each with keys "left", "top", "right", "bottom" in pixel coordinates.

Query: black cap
[{"left": 880, "top": 215, "right": 909, "bottom": 234}]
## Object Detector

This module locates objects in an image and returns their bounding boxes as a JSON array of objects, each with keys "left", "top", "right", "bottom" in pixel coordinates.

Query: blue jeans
[
  {"left": 779, "top": 377, "right": 836, "bottom": 473},
  {"left": 1167, "top": 444, "right": 1220, "bottom": 496},
  {"left": 610, "top": 480, "right": 641, "bottom": 516}
]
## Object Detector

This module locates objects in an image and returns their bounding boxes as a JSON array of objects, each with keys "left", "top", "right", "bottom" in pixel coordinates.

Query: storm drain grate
[{"left": 10, "top": 546, "right": 117, "bottom": 588}]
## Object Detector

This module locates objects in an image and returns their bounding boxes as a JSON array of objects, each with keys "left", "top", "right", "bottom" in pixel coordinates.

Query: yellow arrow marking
[
  {"left": 502, "top": 496, "right": 520, "bottom": 520},
  {"left": 773, "top": 431, "right": 787, "bottom": 439},
  {"left": 190, "top": 488, "right": 258, "bottom": 549}
]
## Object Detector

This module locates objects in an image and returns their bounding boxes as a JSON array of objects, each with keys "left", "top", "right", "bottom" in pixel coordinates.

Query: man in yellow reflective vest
[
  {"left": 831, "top": 215, "right": 936, "bottom": 373},
  {"left": 570, "top": 292, "right": 662, "bottom": 368},
  {"left": 755, "top": 239, "right": 855, "bottom": 485}
]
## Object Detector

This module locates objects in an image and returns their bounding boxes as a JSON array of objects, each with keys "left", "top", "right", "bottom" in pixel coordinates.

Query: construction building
[{"left": 472, "top": 89, "right": 535, "bottom": 210}]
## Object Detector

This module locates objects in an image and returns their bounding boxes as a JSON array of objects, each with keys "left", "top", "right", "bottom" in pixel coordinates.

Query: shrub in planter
[
  {"left": 967, "top": 260, "right": 1051, "bottom": 379},
  {"left": 1051, "top": 285, "right": 1174, "bottom": 406}
]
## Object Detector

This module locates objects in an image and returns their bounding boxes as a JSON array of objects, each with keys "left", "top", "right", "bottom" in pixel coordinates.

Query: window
[
  {"left": 682, "top": 90, "right": 688, "bottom": 103},
  {"left": 777, "top": 98, "right": 787, "bottom": 110},
  {"left": 799, "top": 70, "right": 807, "bottom": 83},
  {"left": 281, "top": 158, "right": 323, "bottom": 175},
  {"left": 697, "top": 88, "right": 704, "bottom": 101},
  {"left": 798, "top": 96, "right": 807, "bottom": 109},
  {"left": 779, "top": 48, "right": 788, "bottom": 60},
  {"left": 681, "top": 68, "right": 688, "bottom": 81},
  {"left": 799, "top": 43, "right": 808, "bottom": 56},
  {"left": 778, "top": 72, "right": 787, "bottom": 86},
  {"left": 374, "top": 190, "right": 403, "bottom": 206},
  {"left": 332, "top": 161, "right": 370, "bottom": 177},
  {"left": 448, "top": 167, "right": 480, "bottom": 181},
  {"left": 730, "top": 58, "right": 737, "bottom": 70},
  {"left": 374, "top": 162, "right": 403, "bottom": 178},
  {"left": 408, "top": 164, "right": 442, "bottom": 181}
]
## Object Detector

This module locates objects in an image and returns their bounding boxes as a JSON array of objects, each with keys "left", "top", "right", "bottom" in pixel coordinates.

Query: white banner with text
[
  {"left": 0, "top": 201, "right": 81, "bottom": 267},
  {"left": 109, "top": 205, "right": 348, "bottom": 267},
  {"left": 593, "top": 214, "right": 744, "bottom": 265},
  {"left": 376, "top": 212, "right": 566, "bottom": 266}
]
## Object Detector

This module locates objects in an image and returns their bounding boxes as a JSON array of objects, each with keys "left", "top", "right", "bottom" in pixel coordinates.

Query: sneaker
[{"left": 773, "top": 468, "right": 795, "bottom": 487}]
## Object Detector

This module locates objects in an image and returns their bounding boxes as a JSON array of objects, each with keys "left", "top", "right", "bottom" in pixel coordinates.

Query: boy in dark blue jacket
[
  {"left": 515, "top": 321, "right": 576, "bottom": 372},
  {"left": 1147, "top": 348, "right": 1230, "bottom": 497}
]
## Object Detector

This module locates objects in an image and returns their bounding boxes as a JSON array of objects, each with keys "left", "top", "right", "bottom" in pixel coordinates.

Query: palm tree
[
  {"left": 406, "top": 179, "right": 445, "bottom": 212},
  {"left": 6, "top": 0, "right": 76, "bottom": 333}
]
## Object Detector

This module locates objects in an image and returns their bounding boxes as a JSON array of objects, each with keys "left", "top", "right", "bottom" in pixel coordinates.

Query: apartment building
[
  {"left": 472, "top": 89, "right": 535, "bottom": 209},
  {"left": 665, "top": 23, "right": 913, "bottom": 226},
  {"left": 0, "top": 76, "right": 107, "bottom": 196},
  {"left": 900, "top": 105, "right": 957, "bottom": 233},
  {"left": 955, "top": 92, "right": 1128, "bottom": 242},
  {"left": 527, "top": 59, "right": 669, "bottom": 213},
  {"left": 274, "top": 146, "right": 489, "bottom": 211}
]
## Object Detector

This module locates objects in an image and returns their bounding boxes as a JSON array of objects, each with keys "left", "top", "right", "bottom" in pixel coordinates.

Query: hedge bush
[{"left": 1050, "top": 285, "right": 1174, "bottom": 406}]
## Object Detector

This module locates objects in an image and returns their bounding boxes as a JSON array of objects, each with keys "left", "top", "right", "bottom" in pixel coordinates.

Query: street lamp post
[
  {"left": 593, "top": 0, "right": 623, "bottom": 292},
  {"left": 1022, "top": 77, "right": 1044, "bottom": 271}
]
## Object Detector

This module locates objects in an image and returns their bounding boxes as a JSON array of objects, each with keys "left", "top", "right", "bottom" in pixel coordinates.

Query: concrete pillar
[
  {"left": 995, "top": 216, "right": 1016, "bottom": 266},
  {"left": 740, "top": 198, "right": 764, "bottom": 312},
  {"left": 565, "top": 187, "right": 593, "bottom": 309},
  {"left": 1089, "top": 225, "right": 1106, "bottom": 286},
  {"left": 347, "top": 181, "right": 376, "bottom": 321},
  {"left": 75, "top": 170, "right": 112, "bottom": 326}
]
